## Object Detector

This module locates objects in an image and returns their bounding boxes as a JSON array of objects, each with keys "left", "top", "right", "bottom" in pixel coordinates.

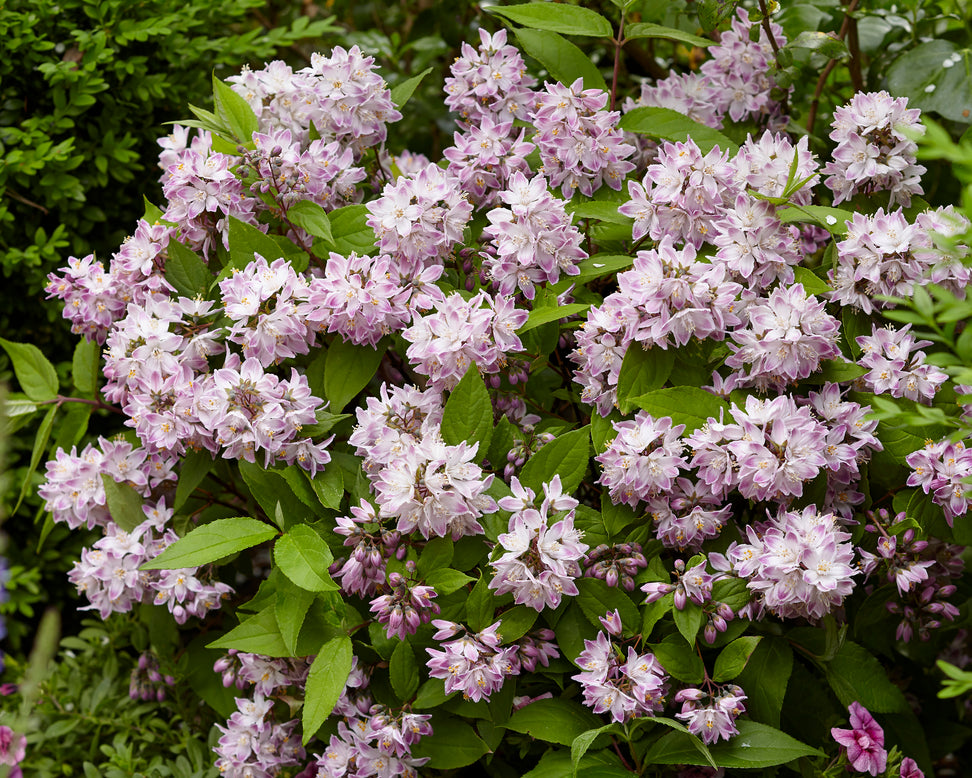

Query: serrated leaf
[
  {"left": 287, "top": 200, "right": 333, "bottom": 244},
  {"left": 213, "top": 75, "right": 259, "bottom": 143},
  {"left": 575, "top": 577, "right": 640, "bottom": 637},
  {"left": 735, "top": 638, "right": 793, "bottom": 727},
  {"left": 498, "top": 605, "right": 539, "bottom": 643},
  {"left": 173, "top": 449, "right": 216, "bottom": 511},
  {"left": 629, "top": 387, "right": 729, "bottom": 432},
  {"left": 515, "top": 28, "right": 608, "bottom": 93},
  {"left": 786, "top": 30, "right": 848, "bottom": 59},
  {"left": 465, "top": 575, "right": 496, "bottom": 632},
  {"left": 303, "top": 635, "right": 353, "bottom": 745},
  {"left": 324, "top": 338, "right": 387, "bottom": 412},
  {"left": 102, "top": 474, "right": 145, "bottom": 533},
  {"left": 490, "top": 3, "right": 613, "bottom": 37},
  {"left": 166, "top": 239, "right": 212, "bottom": 298},
  {"left": 13, "top": 405, "right": 56, "bottom": 513},
  {"left": 274, "top": 525, "right": 338, "bottom": 592},
  {"left": 617, "top": 345, "right": 675, "bottom": 414},
  {"left": 72, "top": 338, "right": 100, "bottom": 396},
  {"left": 1, "top": 339, "right": 59, "bottom": 401},
  {"left": 697, "top": 0, "right": 741, "bottom": 32},
  {"left": 825, "top": 641, "right": 910, "bottom": 713},
  {"left": 518, "top": 303, "right": 591, "bottom": 334},
  {"left": 791, "top": 267, "right": 832, "bottom": 297},
  {"left": 390, "top": 67, "right": 433, "bottom": 108},
  {"left": 307, "top": 464, "right": 344, "bottom": 510},
  {"left": 673, "top": 602, "right": 703, "bottom": 645},
  {"left": 390, "top": 640, "right": 420, "bottom": 700},
  {"left": 551, "top": 255, "right": 634, "bottom": 294},
  {"left": 625, "top": 22, "right": 712, "bottom": 47},
  {"left": 329, "top": 204, "right": 376, "bottom": 255},
  {"left": 144, "top": 517, "right": 277, "bottom": 569},
  {"left": 887, "top": 40, "right": 972, "bottom": 123},
  {"left": 441, "top": 366, "right": 494, "bottom": 453},
  {"left": 567, "top": 201, "right": 634, "bottom": 225},
  {"left": 275, "top": 579, "right": 315, "bottom": 656},
  {"left": 619, "top": 107, "right": 738, "bottom": 155},
  {"left": 519, "top": 426, "right": 590, "bottom": 494},
  {"left": 411, "top": 717, "right": 489, "bottom": 768},
  {"left": 426, "top": 568, "right": 474, "bottom": 596},
  {"left": 644, "top": 720, "right": 821, "bottom": 767},
  {"left": 570, "top": 724, "right": 622, "bottom": 777},
  {"left": 506, "top": 698, "right": 603, "bottom": 746},
  {"left": 713, "top": 636, "right": 762, "bottom": 682},
  {"left": 777, "top": 204, "right": 854, "bottom": 235}
]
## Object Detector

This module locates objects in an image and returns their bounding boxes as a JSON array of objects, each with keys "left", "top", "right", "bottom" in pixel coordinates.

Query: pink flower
[
  {"left": 0, "top": 726, "right": 26, "bottom": 766},
  {"left": 831, "top": 702, "right": 887, "bottom": 776}
]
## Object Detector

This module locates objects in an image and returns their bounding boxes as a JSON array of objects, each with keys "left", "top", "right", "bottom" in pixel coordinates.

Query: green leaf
[
  {"left": 735, "top": 638, "right": 793, "bottom": 727},
  {"left": 490, "top": 3, "right": 613, "bottom": 37},
  {"left": 551, "top": 255, "right": 634, "bottom": 293},
  {"left": 518, "top": 303, "right": 591, "bottom": 334},
  {"left": 287, "top": 200, "right": 333, "bottom": 244},
  {"left": 649, "top": 634, "right": 705, "bottom": 684},
  {"left": 166, "top": 239, "right": 212, "bottom": 298},
  {"left": 411, "top": 717, "right": 489, "bottom": 768},
  {"left": 72, "top": 338, "right": 100, "bottom": 396},
  {"left": 143, "top": 517, "right": 277, "bottom": 569},
  {"left": 0, "top": 339, "right": 59, "bottom": 401},
  {"left": 515, "top": 29, "right": 608, "bottom": 93},
  {"left": 417, "top": 537, "right": 454, "bottom": 576},
  {"left": 644, "top": 720, "right": 821, "bottom": 767},
  {"left": 303, "top": 635, "right": 353, "bottom": 745},
  {"left": 426, "top": 568, "right": 474, "bottom": 596},
  {"left": 329, "top": 204, "right": 376, "bottom": 255},
  {"left": 777, "top": 204, "right": 854, "bottom": 235},
  {"left": 567, "top": 201, "right": 635, "bottom": 225},
  {"left": 51, "top": 402, "right": 90, "bottom": 453},
  {"left": 324, "top": 338, "right": 387, "bottom": 412},
  {"left": 173, "top": 449, "right": 216, "bottom": 511},
  {"left": 413, "top": 677, "right": 456, "bottom": 709},
  {"left": 278, "top": 465, "right": 325, "bottom": 513},
  {"left": 571, "top": 725, "right": 620, "bottom": 777},
  {"left": 817, "top": 358, "right": 867, "bottom": 383},
  {"left": 625, "top": 22, "right": 712, "bottom": 47},
  {"left": 519, "top": 426, "right": 590, "bottom": 494},
  {"left": 617, "top": 345, "right": 674, "bottom": 414},
  {"left": 275, "top": 578, "right": 315, "bottom": 656},
  {"left": 575, "top": 577, "right": 640, "bottom": 637},
  {"left": 238, "top": 461, "right": 308, "bottom": 530},
  {"left": 498, "top": 605, "right": 539, "bottom": 644},
  {"left": 825, "top": 641, "right": 910, "bottom": 713},
  {"left": 101, "top": 475, "right": 145, "bottom": 533},
  {"left": 227, "top": 215, "right": 286, "bottom": 267},
  {"left": 212, "top": 75, "right": 259, "bottom": 143},
  {"left": 673, "top": 602, "right": 703, "bottom": 645},
  {"left": 465, "top": 575, "right": 496, "bottom": 632},
  {"left": 629, "top": 387, "right": 729, "bottom": 433},
  {"left": 713, "top": 636, "right": 762, "bottom": 682},
  {"left": 13, "top": 405, "right": 56, "bottom": 513},
  {"left": 619, "top": 106, "right": 738, "bottom": 155},
  {"left": 786, "top": 30, "right": 848, "bottom": 59},
  {"left": 390, "top": 67, "right": 433, "bottom": 108},
  {"left": 877, "top": 423, "right": 929, "bottom": 466},
  {"left": 791, "top": 267, "right": 832, "bottom": 297},
  {"left": 441, "top": 366, "right": 494, "bottom": 454},
  {"left": 697, "top": 0, "right": 741, "bottom": 32},
  {"left": 307, "top": 464, "right": 344, "bottom": 510},
  {"left": 505, "top": 698, "right": 603, "bottom": 746},
  {"left": 274, "top": 525, "right": 339, "bottom": 592},
  {"left": 390, "top": 640, "right": 420, "bottom": 700},
  {"left": 887, "top": 40, "right": 972, "bottom": 123},
  {"left": 207, "top": 606, "right": 287, "bottom": 655}
]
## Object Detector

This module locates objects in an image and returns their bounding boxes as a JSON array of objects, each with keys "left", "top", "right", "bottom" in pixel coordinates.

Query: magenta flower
[{"left": 831, "top": 702, "right": 888, "bottom": 776}]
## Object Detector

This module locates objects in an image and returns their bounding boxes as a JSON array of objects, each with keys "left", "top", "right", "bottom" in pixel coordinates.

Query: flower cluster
[
  {"left": 443, "top": 116, "right": 535, "bottom": 207},
  {"left": 857, "top": 324, "right": 948, "bottom": 402},
  {"left": 332, "top": 501, "right": 402, "bottom": 597},
  {"left": 907, "top": 439, "right": 972, "bottom": 525},
  {"left": 830, "top": 702, "right": 888, "bottom": 776},
  {"left": 489, "top": 476, "right": 588, "bottom": 610},
  {"left": 426, "top": 620, "right": 518, "bottom": 702},
  {"left": 369, "top": 566, "right": 439, "bottom": 639},
  {"left": 215, "top": 694, "right": 305, "bottom": 777},
  {"left": 480, "top": 172, "right": 586, "bottom": 299},
  {"left": 129, "top": 652, "right": 175, "bottom": 702},
  {"left": 822, "top": 90, "right": 926, "bottom": 207},
  {"left": 596, "top": 413, "right": 687, "bottom": 507},
  {"left": 582, "top": 542, "right": 648, "bottom": 590},
  {"left": 572, "top": 611, "right": 669, "bottom": 723},
  {"left": 674, "top": 684, "right": 747, "bottom": 744}
]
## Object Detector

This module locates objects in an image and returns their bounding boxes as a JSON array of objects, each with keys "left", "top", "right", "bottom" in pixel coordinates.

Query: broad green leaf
[
  {"left": 791, "top": 267, "right": 832, "bottom": 297},
  {"left": 619, "top": 107, "right": 738, "bottom": 155},
  {"left": 329, "top": 204, "right": 376, "bottom": 255},
  {"left": 505, "top": 698, "right": 603, "bottom": 746},
  {"left": 617, "top": 345, "right": 675, "bottom": 414},
  {"left": 519, "top": 426, "right": 590, "bottom": 494},
  {"left": 887, "top": 40, "right": 972, "bottom": 123},
  {"left": 697, "top": 0, "right": 741, "bottom": 32},
  {"left": 825, "top": 641, "right": 910, "bottom": 713},
  {"left": 518, "top": 303, "right": 591, "bottom": 334},
  {"left": 278, "top": 465, "right": 324, "bottom": 513},
  {"left": 413, "top": 678, "right": 456, "bottom": 709},
  {"left": 877, "top": 423, "right": 930, "bottom": 466},
  {"left": 551, "top": 255, "right": 633, "bottom": 293},
  {"left": 786, "top": 30, "right": 848, "bottom": 59},
  {"left": 144, "top": 517, "right": 277, "bottom": 569},
  {"left": 3, "top": 396, "right": 37, "bottom": 419},
  {"left": 51, "top": 402, "right": 90, "bottom": 453},
  {"left": 307, "top": 464, "right": 344, "bottom": 510},
  {"left": 575, "top": 577, "right": 640, "bottom": 637},
  {"left": 212, "top": 75, "right": 259, "bottom": 143},
  {"left": 777, "top": 204, "right": 854, "bottom": 235},
  {"left": 673, "top": 602, "right": 703, "bottom": 645},
  {"left": 166, "top": 239, "right": 212, "bottom": 298},
  {"left": 0, "top": 339, "right": 59, "bottom": 401},
  {"left": 72, "top": 338, "right": 100, "bottom": 396},
  {"left": 498, "top": 605, "right": 539, "bottom": 644},
  {"left": 567, "top": 201, "right": 635, "bottom": 225},
  {"left": 570, "top": 724, "right": 621, "bottom": 777},
  {"left": 13, "top": 405, "right": 56, "bottom": 513},
  {"left": 274, "top": 525, "right": 338, "bottom": 592},
  {"left": 143, "top": 196, "right": 165, "bottom": 223},
  {"left": 490, "top": 3, "right": 613, "bottom": 37},
  {"left": 465, "top": 575, "right": 496, "bottom": 632},
  {"left": 390, "top": 67, "right": 433, "bottom": 108},
  {"left": 287, "top": 200, "right": 333, "bottom": 244},
  {"left": 207, "top": 606, "right": 287, "bottom": 656},
  {"left": 817, "top": 358, "right": 867, "bottom": 383},
  {"left": 324, "top": 338, "right": 387, "bottom": 412},
  {"left": 102, "top": 475, "right": 145, "bottom": 533},
  {"left": 302, "top": 635, "right": 353, "bottom": 745},
  {"left": 441, "top": 366, "right": 494, "bottom": 454},
  {"left": 275, "top": 578, "right": 315, "bottom": 656},
  {"left": 713, "top": 636, "right": 762, "bottom": 682},
  {"left": 735, "top": 638, "right": 793, "bottom": 727},
  {"left": 650, "top": 634, "right": 704, "bottom": 683},
  {"left": 389, "top": 640, "right": 420, "bottom": 700},
  {"left": 425, "top": 568, "right": 475, "bottom": 596},
  {"left": 411, "top": 717, "right": 489, "bottom": 768},
  {"left": 417, "top": 537, "right": 454, "bottom": 577},
  {"left": 515, "top": 29, "right": 608, "bottom": 93},
  {"left": 227, "top": 215, "right": 286, "bottom": 267},
  {"left": 629, "top": 387, "right": 729, "bottom": 432},
  {"left": 625, "top": 22, "right": 712, "bottom": 47},
  {"left": 238, "top": 461, "right": 308, "bottom": 530},
  {"left": 644, "top": 720, "right": 821, "bottom": 767},
  {"left": 173, "top": 449, "right": 216, "bottom": 511}
]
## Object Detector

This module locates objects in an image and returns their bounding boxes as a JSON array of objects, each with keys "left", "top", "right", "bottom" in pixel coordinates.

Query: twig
[
  {"left": 756, "top": 0, "right": 789, "bottom": 116},
  {"left": 4, "top": 188, "right": 49, "bottom": 215},
  {"left": 37, "top": 395, "right": 124, "bottom": 416},
  {"left": 610, "top": 17, "right": 626, "bottom": 112}
]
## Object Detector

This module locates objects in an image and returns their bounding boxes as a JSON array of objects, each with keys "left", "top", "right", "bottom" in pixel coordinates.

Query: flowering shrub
[{"left": 4, "top": 2, "right": 972, "bottom": 776}]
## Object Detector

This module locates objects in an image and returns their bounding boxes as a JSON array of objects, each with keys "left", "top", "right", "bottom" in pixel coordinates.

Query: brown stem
[
  {"left": 4, "top": 188, "right": 49, "bottom": 214},
  {"left": 610, "top": 17, "right": 626, "bottom": 112},
  {"left": 37, "top": 395, "right": 124, "bottom": 416},
  {"left": 757, "top": 0, "right": 790, "bottom": 116},
  {"left": 806, "top": 0, "right": 861, "bottom": 137}
]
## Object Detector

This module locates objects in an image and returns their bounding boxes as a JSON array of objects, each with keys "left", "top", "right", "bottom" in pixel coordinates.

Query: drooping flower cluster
[
  {"left": 129, "top": 652, "right": 176, "bottom": 701},
  {"left": 369, "top": 565, "right": 439, "bottom": 639},
  {"left": 332, "top": 500, "right": 403, "bottom": 597},
  {"left": 489, "top": 476, "right": 588, "bottom": 611},
  {"left": 443, "top": 116, "right": 535, "bottom": 207},
  {"left": 530, "top": 78, "right": 635, "bottom": 198},
  {"left": 727, "top": 505, "right": 858, "bottom": 621},
  {"left": 480, "top": 172, "right": 586, "bottom": 299},
  {"left": 444, "top": 28, "right": 536, "bottom": 127},
  {"left": 403, "top": 291, "right": 527, "bottom": 391},
  {"left": 426, "top": 620, "right": 518, "bottom": 702},
  {"left": 647, "top": 477, "right": 733, "bottom": 550},
  {"left": 214, "top": 694, "right": 305, "bottom": 777},
  {"left": 856, "top": 324, "right": 948, "bottom": 402},
  {"left": 583, "top": 542, "right": 648, "bottom": 591},
  {"left": 641, "top": 558, "right": 737, "bottom": 643},
  {"left": 572, "top": 611, "right": 669, "bottom": 722},
  {"left": 822, "top": 90, "right": 926, "bottom": 207},
  {"left": 349, "top": 383, "right": 444, "bottom": 474},
  {"left": 907, "top": 439, "right": 972, "bottom": 525},
  {"left": 597, "top": 413, "right": 687, "bottom": 507},
  {"left": 674, "top": 684, "right": 748, "bottom": 744}
]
